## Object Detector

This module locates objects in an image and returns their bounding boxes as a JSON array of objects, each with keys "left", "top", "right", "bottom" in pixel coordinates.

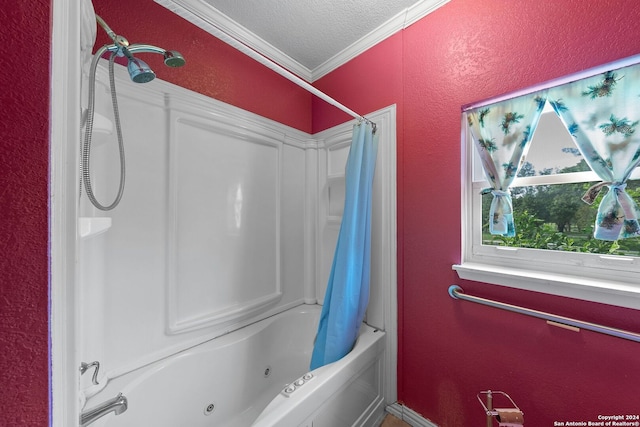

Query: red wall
[
  {"left": 0, "top": 1, "right": 51, "bottom": 426},
  {"left": 4, "top": 0, "right": 640, "bottom": 426},
  {"left": 93, "top": 0, "right": 313, "bottom": 133},
  {"left": 314, "top": 0, "right": 640, "bottom": 425}
]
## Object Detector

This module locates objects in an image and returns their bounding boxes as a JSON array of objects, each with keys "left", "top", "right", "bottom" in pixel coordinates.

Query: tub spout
[{"left": 80, "top": 392, "right": 128, "bottom": 427}]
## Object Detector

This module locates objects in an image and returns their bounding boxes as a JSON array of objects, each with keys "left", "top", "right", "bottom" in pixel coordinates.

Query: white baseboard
[
  {"left": 385, "top": 402, "right": 403, "bottom": 419},
  {"left": 386, "top": 403, "right": 439, "bottom": 427}
]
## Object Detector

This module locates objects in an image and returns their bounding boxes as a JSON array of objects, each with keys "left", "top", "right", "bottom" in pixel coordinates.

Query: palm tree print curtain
[
  {"left": 468, "top": 92, "right": 547, "bottom": 236},
  {"left": 549, "top": 63, "right": 640, "bottom": 241}
]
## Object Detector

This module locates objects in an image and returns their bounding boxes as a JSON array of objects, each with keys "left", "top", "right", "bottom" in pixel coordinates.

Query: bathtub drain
[{"left": 204, "top": 403, "right": 216, "bottom": 416}]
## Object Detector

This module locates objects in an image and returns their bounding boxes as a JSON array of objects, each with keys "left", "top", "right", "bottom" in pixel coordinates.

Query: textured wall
[
  {"left": 314, "top": 0, "right": 640, "bottom": 425},
  {"left": 0, "top": 1, "right": 51, "bottom": 426},
  {"left": 7, "top": 0, "right": 640, "bottom": 425}
]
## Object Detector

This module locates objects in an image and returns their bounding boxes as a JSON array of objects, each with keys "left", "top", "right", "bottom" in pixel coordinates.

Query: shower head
[
  {"left": 163, "top": 50, "right": 186, "bottom": 67},
  {"left": 127, "top": 56, "right": 156, "bottom": 83},
  {"left": 93, "top": 14, "right": 185, "bottom": 82},
  {"left": 122, "top": 47, "right": 184, "bottom": 83}
]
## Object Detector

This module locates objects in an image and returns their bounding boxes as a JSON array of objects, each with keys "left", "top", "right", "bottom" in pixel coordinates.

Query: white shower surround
[
  {"left": 47, "top": 2, "right": 397, "bottom": 426},
  {"left": 74, "top": 60, "right": 397, "bottom": 420}
]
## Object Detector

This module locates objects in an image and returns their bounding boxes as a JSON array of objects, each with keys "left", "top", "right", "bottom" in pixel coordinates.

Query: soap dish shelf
[
  {"left": 79, "top": 217, "right": 112, "bottom": 239},
  {"left": 84, "top": 112, "right": 113, "bottom": 135}
]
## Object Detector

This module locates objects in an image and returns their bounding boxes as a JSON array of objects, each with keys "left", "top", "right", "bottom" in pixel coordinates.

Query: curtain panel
[
  {"left": 549, "top": 63, "right": 640, "bottom": 241},
  {"left": 467, "top": 92, "right": 547, "bottom": 236}
]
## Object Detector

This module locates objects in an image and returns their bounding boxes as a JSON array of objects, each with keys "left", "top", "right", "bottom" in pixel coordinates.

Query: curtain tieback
[
  {"left": 582, "top": 181, "right": 628, "bottom": 205},
  {"left": 480, "top": 188, "right": 510, "bottom": 197},
  {"left": 492, "top": 189, "right": 510, "bottom": 197}
]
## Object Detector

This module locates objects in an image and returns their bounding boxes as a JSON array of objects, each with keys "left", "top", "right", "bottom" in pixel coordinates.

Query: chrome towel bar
[{"left": 448, "top": 285, "right": 640, "bottom": 343}]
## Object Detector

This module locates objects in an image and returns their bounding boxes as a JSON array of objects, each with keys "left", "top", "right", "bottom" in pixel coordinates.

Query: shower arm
[
  {"left": 95, "top": 15, "right": 117, "bottom": 42},
  {"left": 95, "top": 14, "right": 128, "bottom": 49},
  {"left": 94, "top": 15, "right": 171, "bottom": 58}
]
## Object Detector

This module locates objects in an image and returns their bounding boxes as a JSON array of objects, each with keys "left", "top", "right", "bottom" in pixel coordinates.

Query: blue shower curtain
[{"left": 310, "top": 121, "right": 379, "bottom": 370}]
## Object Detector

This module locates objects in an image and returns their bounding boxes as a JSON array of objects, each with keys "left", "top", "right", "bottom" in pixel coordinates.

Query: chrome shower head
[
  {"left": 94, "top": 13, "right": 184, "bottom": 83},
  {"left": 163, "top": 50, "right": 186, "bottom": 68},
  {"left": 127, "top": 56, "right": 156, "bottom": 83}
]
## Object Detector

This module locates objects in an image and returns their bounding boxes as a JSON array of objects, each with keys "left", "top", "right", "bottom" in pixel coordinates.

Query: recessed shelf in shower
[
  {"left": 84, "top": 112, "right": 113, "bottom": 136},
  {"left": 79, "top": 217, "right": 112, "bottom": 239},
  {"left": 92, "top": 112, "right": 113, "bottom": 135}
]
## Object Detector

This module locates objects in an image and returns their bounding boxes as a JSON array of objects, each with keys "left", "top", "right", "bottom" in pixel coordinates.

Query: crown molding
[
  {"left": 155, "top": 0, "right": 449, "bottom": 82},
  {"left": 312, "top": 0, "right": 450, "bottom": 81}
]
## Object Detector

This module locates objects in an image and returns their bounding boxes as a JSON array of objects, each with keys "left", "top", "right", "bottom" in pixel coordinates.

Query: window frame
[{"left": 455, "top": 60, "right": 640, "bottom": 310}]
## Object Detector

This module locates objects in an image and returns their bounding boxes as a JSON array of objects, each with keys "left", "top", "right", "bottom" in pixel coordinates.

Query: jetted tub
[{"left": 84, "top": 304, "right": 386, "bottom": 427}]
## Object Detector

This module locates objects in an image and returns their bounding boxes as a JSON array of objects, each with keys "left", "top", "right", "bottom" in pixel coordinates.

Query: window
[{"left": 455, "top": 58, "right": 640, "bottom": 310}]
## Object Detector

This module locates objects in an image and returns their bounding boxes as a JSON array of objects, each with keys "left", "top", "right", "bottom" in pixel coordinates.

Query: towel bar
[{"left": 448, "top": 285, "right": 640, "bottom": 343}]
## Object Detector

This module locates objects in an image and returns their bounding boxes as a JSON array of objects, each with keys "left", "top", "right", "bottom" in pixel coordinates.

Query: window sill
[{"left": 452, "top": 262, "right": 640, "bottom": 310}]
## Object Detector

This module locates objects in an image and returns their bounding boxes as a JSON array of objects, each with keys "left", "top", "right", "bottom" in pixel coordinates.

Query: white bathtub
[{"left": 84, "top": 304, "right": 386, "bottom": 427}]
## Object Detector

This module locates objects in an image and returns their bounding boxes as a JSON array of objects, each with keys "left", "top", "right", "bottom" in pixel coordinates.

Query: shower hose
[{"left": 81, "top": 48, "right": 126, "bottom": 211}]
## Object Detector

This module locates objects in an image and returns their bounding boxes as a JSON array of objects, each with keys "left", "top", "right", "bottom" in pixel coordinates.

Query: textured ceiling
[
  {"left": 157, "top": 0, "right": 449, "bottom": 81},
  {"left": 203, "top": 0, "right": 422, "bottom": 70}
]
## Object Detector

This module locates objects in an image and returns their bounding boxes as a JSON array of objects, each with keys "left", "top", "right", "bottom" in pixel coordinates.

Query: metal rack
[{"left": 478, "top": 390, "right": 524, "bottom": 427}]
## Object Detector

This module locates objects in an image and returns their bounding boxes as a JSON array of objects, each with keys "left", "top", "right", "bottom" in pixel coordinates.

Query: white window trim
[{"left": 456, "top": 113, "right": 640, "bottom": 310}]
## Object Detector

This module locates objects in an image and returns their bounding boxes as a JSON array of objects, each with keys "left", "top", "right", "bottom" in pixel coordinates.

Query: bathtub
[{"left": 84, "top": 304, "right": 386, "bottom": 427}]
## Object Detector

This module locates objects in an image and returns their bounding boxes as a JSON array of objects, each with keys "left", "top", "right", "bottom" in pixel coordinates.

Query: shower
[{"left": 82, "top": 14, "right": 185, "bottom": 210}]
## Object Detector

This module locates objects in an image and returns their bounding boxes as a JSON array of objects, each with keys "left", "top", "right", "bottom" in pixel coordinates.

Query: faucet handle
[{"left": 80, "top": 361, "right": 100, "bottom": 385}]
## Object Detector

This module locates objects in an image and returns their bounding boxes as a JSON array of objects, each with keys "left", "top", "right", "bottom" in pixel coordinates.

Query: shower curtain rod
[{"left": 163, "top": 2, "right": 375, "bottom": 127}]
